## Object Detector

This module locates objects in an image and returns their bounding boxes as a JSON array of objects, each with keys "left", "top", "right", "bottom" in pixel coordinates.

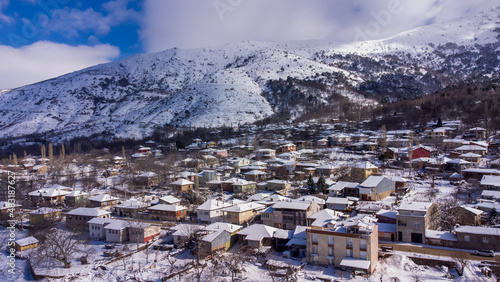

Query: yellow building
[
  {"left": 15, "top": 236, "right": 39, "bottom": 252},
  {"left": 29, "top": 207, "right": 61, "bottom": 225},
  {"left": 350, "top": 161, "right": 379, "bottom": 181}
]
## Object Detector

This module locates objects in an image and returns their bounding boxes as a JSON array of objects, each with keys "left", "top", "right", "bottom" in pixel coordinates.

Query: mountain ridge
[{"left": 0, "top": 6, "right": 499, "bottom": 141}]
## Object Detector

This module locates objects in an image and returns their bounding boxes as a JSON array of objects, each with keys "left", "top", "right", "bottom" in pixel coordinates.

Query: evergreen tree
[
  {"left": 316, "top": 175, "right": 328, "bottom": 194},
  {"left": 307, "top": 174, "right": 315, "bottom": 194},
  {"left": 437, "top": 117, "right": 443, "bottom": 127}
]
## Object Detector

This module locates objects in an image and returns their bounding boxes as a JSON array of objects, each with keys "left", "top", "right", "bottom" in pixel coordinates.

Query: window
[
  {"left": 413, "top": 221, "right": 420, "bottom": 230},
  {"left": 328, "top": 236, "right": 334, "bottom": 245},
  {"left": 464, "top": 235, "right": 470, "bottom": 242},
  {"left": 360, "top": 239, "right": 367, "bottom": 249},
  {"left": 312, "top": 234, "right": 318, "bottom": 243},
  {"left": 312, "top": 245, "right": 318, "bottom": 254},
  {"left": 328, "top": 247, "right": 334, "bottom": 256},
  {"left": 360, "top": 251, "right": 367, "bottom": 259},
  {"left": 346, "top": 238, "right": 353, "bottom": 247},
  {"left": 397, "top": 220, "right": 406, "bottom": 226},
  {"left": 483, "top": 237, "right": 489, "bottom": 244},
  {"left": 346, "top": 249, "right": 352, "bottom": 257}
]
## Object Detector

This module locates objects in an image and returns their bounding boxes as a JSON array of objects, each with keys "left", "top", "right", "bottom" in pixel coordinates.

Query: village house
[
  {"left": 443, "top": 139, "right": 466, "bottom": 151},
  {"left": 236, "top": 224, "right": 290, "bottom": 249},
  {"left": 316, "top": 138, "right": 328, "bottom": 147},
  {"left": 307, "top": 209, "right": 346, "bottom": 227},
  {"left": 171, "top": 224, "right": 202, "bottom": 247},
  {"left": 459, "top": 153, "right": 482, "bottom": 165},
  {"left": 222, "top": 178, "right": 256, "bottom": 194},
  {"left": 244, "top": 170, "right": 266, "bottom": 182},
  {"left": 375, "top": 209, "right": 397, "bottom": 224},
  {"left": 14, "top": 237, "right": 39, "bottom": 252},
  {"left": 279, "top": 143, "right": 297, "bottom": 154},
  {"left": 222, "top": 202, "right": 265, "bottom": 225},
  {"left": 358, "top": 176, "right": 396, "bottom": 201},
  {"left": 148, "top": 204, "right": 187, "bottom": 221},
  {"left": 89, "top": 218, "right": 160, "bottom": 243},
  {"left": 197, "top": 229, "right": 231, "bottom": 257},
  {"left": 325, "top": 197, "right": 353, "bottom": 212},
  {"left": 88, "top": 194, "right": 119, "bottom": 209},
  {"left": 445, "top": 159, "right": 471, "bottom": 172},
  {"left": 159, "top": 195, "right": 181, "bottom": 205},
  {"left": 453, "top": 145, "right": 487, "bottom": 157},
  {"left": 30, "top": 164, "right": 48, "bottom": 175},
  {"left": 197, "top": 222, "right": 243, "bottom": 257},
  {"left": 137, "top": 172, "right": 159, "bottom": 187},
  {"left": 28, "top": 185, "right": 71, "bottom": 207},
  {"left": 446, "top": 206, "right": 483, "bottom": 226},
  {"left": 197, "top": 199, "right": 233, "bottom": 224},
  {"left": 332, "top": 133, "right": 351, "bottom": 145},
  {"left": 64, "top": 190, "right": 89, "bottom": 208},
  {"left": 481, "top": 190, "right": 500, "bottom": 201},
  {"left": 255, "top": 148, "right": 276, "bottom": 159},
  {"left": 285, "top": 226, "right": 308, "bottom": 258},
  {"left": 306, "top": 215, "right": 379, "bottom": 274},
  {"left": 316, "top": 165, "right": 337, "bottom": 178},
  {"left": 480, "top": 176, "right": 500, "bottom": 190},
  {"left": 454, "top": 226, "right": 500, "bottom": 252},
  {"left": 29, "top": 207, "right": 61, "bottom": 225},
  {"left": 170, "top": 178, "right": 194, "bottom": 193},
  {"left": 350, "top": 162, "right": 379, "bottom": 181},
  {"left": 114, "top": 198, "right": 146, "bottom": 218},
  {"left": 462, "top": 168, "right": 500, "bottom": 180},
  {"left": 128, "top": 222, "right": 161, "bottom": 243},
  {"left": 88, "top": 217, "right": 115, "bottom": 240},
  {"left": 227, "top": 157, "right": 251, "bottom": 168},
  {"left": 104, "top": 220, "right": 129, "bottom": 243},
  {"left": 262, "top": 200, "right": 321, "bottom": 230},
  {"left": 328, "top": 181, "right": 360, "bottom": 198},
  {"left": 240, "top": 165, "right": 266, "bottom": 174},
  {"left": 66, "top": 207, "right": 112, "bottom": 231},
  {"left": 266, "top": 179, "right": 291, "bottom": 191},
  {"left": 200, "top": 170, "right": 221, "bottom": 184},
  {"left": 396, "top": 202, "right": 441, "bottom": 244},
  {"left": 0, "top": 201, "right": 20, "bottom": 222}
]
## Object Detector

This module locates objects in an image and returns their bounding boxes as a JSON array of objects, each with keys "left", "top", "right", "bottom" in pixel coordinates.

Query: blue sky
[{"left": 0, "top": 0, "right": 498, "bottom": 89}]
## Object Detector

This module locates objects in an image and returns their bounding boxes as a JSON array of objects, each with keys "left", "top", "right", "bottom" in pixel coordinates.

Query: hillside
[{"left": 0, "top": 6, "right": 499, "bottom": 141}]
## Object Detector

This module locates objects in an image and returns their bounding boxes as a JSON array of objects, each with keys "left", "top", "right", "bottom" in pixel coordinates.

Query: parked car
[{"left": 473, "top": 250, "right": 495, "bottom": 257}]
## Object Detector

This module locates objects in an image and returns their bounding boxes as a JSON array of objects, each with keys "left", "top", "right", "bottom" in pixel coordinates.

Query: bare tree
[
  {"left": 33, "top": 229, "right": 84, "bottom": 268},
  {"left": 440, "top": 198, "right": 461, "bottom": 231},
  {"left": 224, "top": 250, "right": 250, "bottom": 282},
  {"left": 190, "top": 248, "right": 209, "bottom": 282},
  {"left": 453, "top": 257, "right": 468, "bottom": 276}
]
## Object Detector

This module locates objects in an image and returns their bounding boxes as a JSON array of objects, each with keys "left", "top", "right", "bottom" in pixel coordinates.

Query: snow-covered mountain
[{"left": 0, "top": 6, "right": 499, "bottom": 141}]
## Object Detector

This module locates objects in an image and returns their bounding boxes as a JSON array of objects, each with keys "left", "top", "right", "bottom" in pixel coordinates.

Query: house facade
[
  {"left": 148, "top": 204, "right": 187, "bottom": 221},
  {"left": 66, "top": 207, "right": 112, "bottom": 231},
  {"left": 306, "top": 217, "right": 379, "bottom": 274},
  {"left": 396, "top": 202, "right": 440, "bottom": 244},
  {"left": 222, "top": 202, "right": 265, "bottom": 225},
  {"left": 358, "top": 176, "right": 395, "bottom": 201},
  {"left": 262, "top": 201, "right": 321, "bottom": 230}
]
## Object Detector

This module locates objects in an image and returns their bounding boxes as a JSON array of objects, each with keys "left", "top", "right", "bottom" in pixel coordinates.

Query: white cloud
[
  {"left": 0, "top": 41, "right": 120, "bottom": 89},
  {"left": 40, "top": 0, "right": 140, "bottom": 37},
  {"left": 0, "top": 0, "right": 14, "bottom": 24},
  {"left": 140, "top": 0, "right": 499, "bottom": 53}
]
